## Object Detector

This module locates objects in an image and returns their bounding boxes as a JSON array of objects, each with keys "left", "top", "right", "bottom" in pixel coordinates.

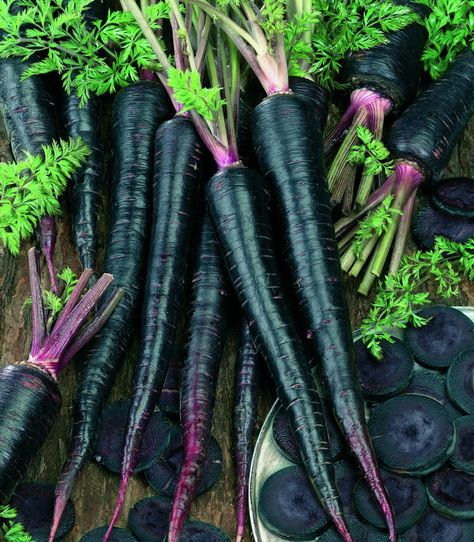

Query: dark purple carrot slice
[
  {"left": 93, "top": 399, "right": 170, "bottom": 473},
  {"left": 427, "top": 466, "right": 474, "bottom": 519},
  {"left": 318, "top": 518, "right": 388, "bottom": 542},
  {"left": 405, "top": 369, "right": 462, "bottom": 420},
  {"left": 412, "top": 197, "right": 474, "bottom": 250},
  {"left": 451, "top": 415, "right": 474, "bottom": 474},
  {"left": 180, "top": 521, "right": 230, "bottom": 541},
  {"left": 354, "top": 470, "right": 427, "bottom": 532},
  {"left": 127, "top": 496, "right": 172, "bottom": 542},
  {"left": 145, "top": 427, "right": 222, "bottom": 497},
  {"left": 431, "top": 177, "right": 474, "bottom": 219},
  {"left": 258, "top": 465, "right": 330, "bottom": 540},
  {"left": 334, "top": 459, "right": 362, "bottom": 516},
  {"left": 368, "top": 395, "right": 455, "bottom": 476},
  {"left": 9, "top": 482, "right": 75, "bottom": 542},
  {"left": 79, "top": 526, "right": 137, "bottom": 541},
  {"left": 355, "top": 338, "right": 414, "bottom": 399},
  {"left": 399, "top": 507, "right": 474, "bottom": 541},
  {"left": 404, "top": 306, "right": 474, "bottom": 369},
  {"left": 447, "top": 350, "right": 474, "bottom": 414}
]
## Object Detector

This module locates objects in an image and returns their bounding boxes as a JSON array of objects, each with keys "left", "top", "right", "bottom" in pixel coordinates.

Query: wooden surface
[{"left": 0, "top": 112, "right": 473, "bottom": 542}]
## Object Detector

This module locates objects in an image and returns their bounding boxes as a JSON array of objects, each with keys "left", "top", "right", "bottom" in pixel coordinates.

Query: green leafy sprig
[
  {"left": 352, "top": 194, "right": 402, "bottom": 259},
  {"left": 0, "top": 506, "right": 32, "bottom": 542},
  {"left": 24, "top": 267, "right": 79, "bottom": 331},
  {"left": 361, "top": 236, "right": 474, "bottom": 358},
  {"left": 167, "top": 67, "right": 225, "bottom": 121},
  {"left": 415, "top": 0, "right": 474, "bottom": 79},
  {"left": 0, "top": 0, "right": 170, "bottom": 103},
  {"left": 0, "top": 137, "right": 90, "bottom": 255},
  {"left": 348, "top": 126, "right": 395, "bottom": 178},
  {"left": 307, "top": 0, "right": 419, "bottom": 90}
]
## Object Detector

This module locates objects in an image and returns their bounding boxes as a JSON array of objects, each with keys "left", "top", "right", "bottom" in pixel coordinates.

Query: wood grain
[{"left": 0, "top": 109, "right": 472, "bottom": 541}]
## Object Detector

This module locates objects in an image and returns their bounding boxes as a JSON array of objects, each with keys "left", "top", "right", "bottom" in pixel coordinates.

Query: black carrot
[
  {"left": 105, "top": 115, "right": 205, "bottom": 537},
  {"left": 233, "top": 320, "right": 259, "bottom": 542},
  {"left": 116, "top": 6, "right": 353, "bottom": 541},
  {"left": 168, "top": 213, "right": 230, "bottom": 541},
  {"left": 49, "top": 80, "right": 172, "bottom": 541},
  {"left": 252, "top": 91, "right": 394, "bottom": 540},
  {"left": 207, "top": 166, "right": 352, "bottom": 542}
]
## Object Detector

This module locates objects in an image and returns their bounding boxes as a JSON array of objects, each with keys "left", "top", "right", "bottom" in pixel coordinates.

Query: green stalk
[
  {"left": 350, "top": 235, "right": 380, "bottom": 278},
  {"left": 327, "top": 107, "right": 367, "bottom": 194},
  {"left": 338, "top": 225, "right": 359, "bottom": 251},
  {"left": 358, "top": 252, "right": 378, "bottom": 296},
  {"left": 389, "top": 189, "right": 417, "bottom": 274},
  {"left": 207, "top": 46, "right": 228, "bottom": 148},
  {"left": 355, "top": 103, "right": 387, "bottom": 207},
  {"left": 370, "top": 192, "right": 406, "bottom": 277},
  {"left": 168, "top": 0, "right": 198, "bottom": 72},
  {"left": 341, "top": 246, "right": 357, "bottom": 272}
]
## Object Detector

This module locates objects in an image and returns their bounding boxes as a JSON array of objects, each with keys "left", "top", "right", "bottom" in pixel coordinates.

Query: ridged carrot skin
[
  {"left": 106, "top": 116, "right": 205, "bottom": 536},
  {"left": 50, "top": 81, "right": 172, "bottom": 540},
  {"left": 0, "top": 365, "right": 61, "bottom": 502},
  {"left": 233, "top": 321, "right": 259, "bottom": 542},
  {"left": 387, "top": 48, "right": 474, "bottom": 180},
  {"left": 289, "top": 76, "right": 329, "bottom": 127},
  {"left": 62, "top": 90, "right": 103, "bottom": 270},
  {"left": 342, "top": 1, "right": 428, "bottom": 111},
  {"left": 168, "top": 213, "right": 230, "bottom": 542},
  {"left": 207, "top": 165, "right": 352, "bottom": 542},
  {"left": 251, "top": 93, "right": 395, "bottom": 541},
  {"left": 62, "top": 0, "right": 103, "bottom": 269}
]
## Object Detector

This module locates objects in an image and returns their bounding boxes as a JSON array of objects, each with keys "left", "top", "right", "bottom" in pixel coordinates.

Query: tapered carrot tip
[
  {"left": 103, "top": 476, "right": 130, "bottom": 542},
  {"left": 329, "top": 508, "right": 354, "bottom": 542},
  {"left": 49, "top": 492, "right": 68, "bottom": 542}
]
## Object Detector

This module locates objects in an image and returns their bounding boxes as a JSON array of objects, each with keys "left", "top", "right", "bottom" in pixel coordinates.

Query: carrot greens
[
  {"left": 361, "top": 236, "right": 474, "bottom": 359},
  {"left": 0, "top": 506, "right": 32, "bottom": 542},
  {"left": 0, "top": 137, "right": 90, "bottom": 255},
  {"left": 414, "top": 0, "right": 474, "bottom": 79},
  {"left": 0, "top": 0, "right": 170, "bottom": 103}
]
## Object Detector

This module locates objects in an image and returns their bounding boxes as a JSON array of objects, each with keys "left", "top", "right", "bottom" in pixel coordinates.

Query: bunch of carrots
[{"left": 0, "top": 0, "right": 472, "bottom": 541}]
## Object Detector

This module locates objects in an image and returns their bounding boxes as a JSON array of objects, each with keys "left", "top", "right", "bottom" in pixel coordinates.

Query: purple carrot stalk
[
  {"left": 39, "top": 216, "right": 59, "bottom": 294},
  {"left": 334, "top": 175, "right": 396, "bottom": 238},
  {"left": 0, "top": 247, "right": 120, "bottom": 501},
  {"left": 327, "top": 91, "right": 392, "bottom": 210},
  {"left": 167, "top": 215, "right": 230, "bottom": 542},
  {"left": 324, "top": 89, "right": 384, "bottom": 156},
  {"left": 339, "top": 162, "right": 424, "bottom": 296},
  {"left": 234, "top": 321, "right": 259, "bottom": 542}
]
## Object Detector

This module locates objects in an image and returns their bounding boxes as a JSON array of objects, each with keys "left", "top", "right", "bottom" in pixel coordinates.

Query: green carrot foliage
[
  {"left": 167, "top": 67, "right": 225, "bottom": 121},
  {"left": 0, "top": 506, "right": 32, "bottom": 542},
  {"left": 0, "top": 137, "right": 90, "bottom": 255},
  {"left": 361, "top": 236, "right": 474, "bottom": 358},
  {"left": 352, "top": 195, "right": 402, "bottom": 259},
  {"left": 308, "top": 0, "right": 419, "bottom": 89},
  {"left": 348, "top": 126, "right": 395, "bottom": 177},
  {"left": 415, "top": 0, "right": 474, "bottom": 79},
  {"left": 0, "top": 0, "right": 170, "bottom": 103}
]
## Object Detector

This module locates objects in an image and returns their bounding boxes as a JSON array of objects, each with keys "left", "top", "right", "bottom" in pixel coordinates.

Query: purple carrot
[
  {"left": 167, "top": 214, "right": 230, "bottom": 542},
  {"left": 234, "top": 321, "right": 259, "bottom": 542}
]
